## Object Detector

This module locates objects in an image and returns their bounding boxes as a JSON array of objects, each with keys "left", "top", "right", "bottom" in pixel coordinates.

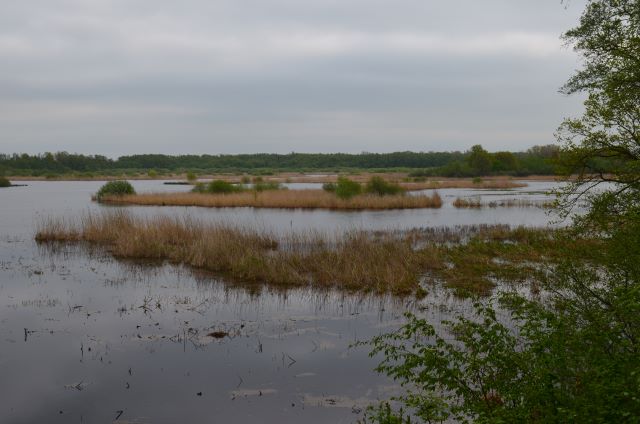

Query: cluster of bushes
[
  {"left": 192, "top": 179, "right": 284, "bottom": 194},
  {"left": 0, "top": 176, "right": 11, "bottom": 187},
  {"left": 95, "top": 180, "right": 135, "bottom": 200},
  {"left": 323, "top": 176, "right": 404, "bottom": 199},
  {"left": 408, "top": 144, "right": 560, "bottom": 177}
]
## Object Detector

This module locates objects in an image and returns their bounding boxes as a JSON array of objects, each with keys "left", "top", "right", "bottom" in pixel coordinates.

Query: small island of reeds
[
  {"left": 96, "top": 189, "right": 443, "bottom": 210},
  {"left": 94, "top": 177, "right": 444, "bottom": 210},
  {"left": 35, "top": 211, "right": 597, "bottom": 296}
]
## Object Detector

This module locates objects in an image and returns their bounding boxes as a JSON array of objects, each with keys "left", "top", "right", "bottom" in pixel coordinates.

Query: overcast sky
[{"left": 0, "top": 0, "right": 586, "bottom": 156}]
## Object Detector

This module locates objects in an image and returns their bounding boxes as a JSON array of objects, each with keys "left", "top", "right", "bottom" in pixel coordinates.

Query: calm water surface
[{"left": 0, "top": 181, "right": 559, "bottom": 423}]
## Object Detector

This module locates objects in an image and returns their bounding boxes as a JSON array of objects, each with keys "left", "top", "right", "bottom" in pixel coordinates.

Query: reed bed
[
  {"left": 35, "top": 211, "right": 591, "bottom": 296},
  {"left": 453, "top": 197, "right": 554, "bottom": 209},
  {"left": 98, "top": 189, "right": 443, "bottom": 210},
  {"left": 35, "top": 211, "right": 423, "bottom": 294},
  {"left": 453, "top": 197, "right": 483, "bottom": 208}
]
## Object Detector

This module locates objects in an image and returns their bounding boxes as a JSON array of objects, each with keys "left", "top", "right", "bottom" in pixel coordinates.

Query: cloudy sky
[{"left": 0, "top": 0, "right": 586, "bottom": 156}]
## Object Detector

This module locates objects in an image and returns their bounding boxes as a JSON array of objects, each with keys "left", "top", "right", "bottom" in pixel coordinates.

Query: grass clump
[
  {"left": 0, "top": 177, "right": 10, "bottom": 187},
  {"left": 95, "top": 180, "right": 135, "bottom": 200}
]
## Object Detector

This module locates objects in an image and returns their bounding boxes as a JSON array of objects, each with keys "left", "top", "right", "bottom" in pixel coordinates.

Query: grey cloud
[{"left": 0, "top": 0, "right": 586, "bottom": 155}]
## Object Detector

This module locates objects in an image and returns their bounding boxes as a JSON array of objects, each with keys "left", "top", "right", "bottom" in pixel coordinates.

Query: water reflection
[{"left": 0, "top": 180, "right": 552, "bottom": 423}]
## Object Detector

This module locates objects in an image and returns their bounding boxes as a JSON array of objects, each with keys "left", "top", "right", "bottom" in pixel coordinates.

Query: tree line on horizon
[{"left": 0, "top": 144, "right": 564, "bottom": 177}]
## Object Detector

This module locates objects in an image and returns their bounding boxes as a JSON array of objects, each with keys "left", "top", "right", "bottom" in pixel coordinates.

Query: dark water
[{"left": 0, "top": 181, "right": 557, "bottom": 423}]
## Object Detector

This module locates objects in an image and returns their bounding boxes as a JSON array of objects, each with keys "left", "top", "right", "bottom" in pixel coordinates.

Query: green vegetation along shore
[{"left": 1, "top": 144, "right": 563, "bottom": 177}]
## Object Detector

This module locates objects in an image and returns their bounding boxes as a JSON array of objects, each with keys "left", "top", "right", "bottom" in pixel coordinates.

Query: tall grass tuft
[{"left": 0, "top": 177, "right": 11, "bottom": 187}]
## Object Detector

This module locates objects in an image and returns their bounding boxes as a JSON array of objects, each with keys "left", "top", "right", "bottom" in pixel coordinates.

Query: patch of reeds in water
[
  {"left": 401, "top": 179, "right": 526, "bottom": 191},
  {"left": 97, "top": 189, "right": 443, "bottom": 210},
  {"left": 453, "top": 197, "right": 554, "bottom": 209},
  {"left": 35, "top": 211, "right": 426, "bottom": 294},
  {"left": 36, "top": 212, "right": 583, "bottom": 297}
]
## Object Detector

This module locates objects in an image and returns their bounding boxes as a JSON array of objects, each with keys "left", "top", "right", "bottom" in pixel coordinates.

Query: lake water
[{"left": 0, "top": 180, "right": 561, "bottom": 423}]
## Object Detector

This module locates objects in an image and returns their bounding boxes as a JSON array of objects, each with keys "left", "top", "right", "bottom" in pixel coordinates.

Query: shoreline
[{"left": 6, "top": 173, "right": 562, "bottom": 183}]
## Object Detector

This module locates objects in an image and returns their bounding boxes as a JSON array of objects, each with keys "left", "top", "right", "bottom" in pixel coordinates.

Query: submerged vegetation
[
  {"left": 95, "top": 189, "right": 443, "bottom": 210},
  {"left": 94, "top": 180, "right": 135, "bottom": 200}
]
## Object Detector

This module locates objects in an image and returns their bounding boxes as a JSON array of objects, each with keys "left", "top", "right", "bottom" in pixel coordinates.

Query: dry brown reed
[
  {"left": 98, "top": 189, "right": 443, "bottom": 210},
  {"left": 36, "top": 211, "right": 578, "bottom": 296},
  {"left": 35, "top": 211, "right": 426, "bottom": 294},
  {"left": 453, "top": 197, "right": 483, "bottom": 208}
]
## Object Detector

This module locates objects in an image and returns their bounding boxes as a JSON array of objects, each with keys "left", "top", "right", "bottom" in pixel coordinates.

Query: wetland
[{"left": 1, "top": 178, "right": 566, "bottom": 423}]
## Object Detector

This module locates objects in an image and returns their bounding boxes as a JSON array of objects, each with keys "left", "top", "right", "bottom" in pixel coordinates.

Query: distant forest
[{"left": 0, "top": 144, "right": 561, "bottom": 177}]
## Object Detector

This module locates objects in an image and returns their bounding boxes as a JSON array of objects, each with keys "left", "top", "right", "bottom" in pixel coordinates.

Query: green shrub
[
  {"left": 322, "top": 182, "right": 336, "bottom": 192},
  {"left": 191, "top": 182, "right": 207, "bottom": 193},
  {"left": 253, "top": 181, "right": 283, "bottom": 192},
  {"left": 148, "top": 169, "right": 158, "bottom": 178},
  {"left": 207, "top": 180, "right": 243, "bottom": 194},
  {"left": 96, "top": 180, "right": 135, "bottom": 200},
  {"left": 186, "top": 172, "right": 197, "bottom": 182},
  {"left": 191, "top": 180, "right": 243, "bottom": 194},
  {"left": 365, "top": 176, "right": 403, "bottom": 196},
  {"left": 335, "top": 177, "right": 362, "bottom": 199},
  {"left": 472, "top": 177, "right": 483, "bottom": 184},
  {"left": 0, "top": 177, "right": 11, "bottom": 187}
]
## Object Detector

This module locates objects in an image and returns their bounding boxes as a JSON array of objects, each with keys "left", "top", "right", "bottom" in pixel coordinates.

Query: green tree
[
  {"left": 363, "top": 1, "right": 640, "bottom": 422},
  {"left": 492, "top": 151, "right": 519, "bottom": 173},
  {"left": 556, "top": 0, "right": 640, "bottom": 221},
  {"left": 467, "top": 145, "right": 493, "bottom": 175}
]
